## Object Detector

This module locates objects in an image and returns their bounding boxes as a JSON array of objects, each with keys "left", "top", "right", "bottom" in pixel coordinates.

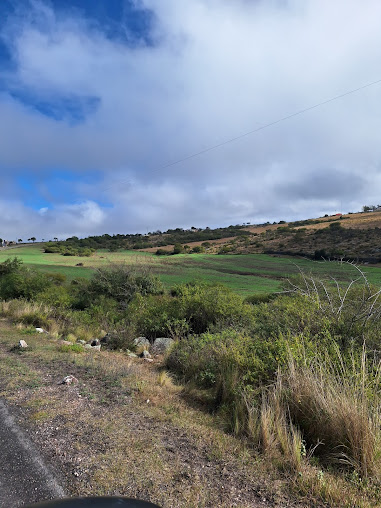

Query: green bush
[
  {"left": 155, "top": 249, "right": 169, "bottom": 256},
  {"left": 0, "top": 257, "right": 23, "bottom": 275},
  {"left": 245, "top": 293, "right": 277, "bottom": 305},
  {"left": 0, "top": 268, "right": 52, "bottom": 300},
  {"left": 166, "top": 330, "right": 316, "bottom": 398},
  {"left": 128, "top": 293, "right": 185, "bottom": 340},
  {"left": 45, "top": 272, "right": 67, "bottom": 285},
  {"left": 88, "top": 265, "right": 164, "bottom": 304},
  {"left": 173, "top": 243, "right": 184, "bottom": 254},
  {"left": 170, "top": 281, "right": 254, "bottom": 334},
  {"left": 20, "top": 311, "right": 51, "bottom": 329},
  {"left": 125, "top": 282, "right": 253, "bottom": 341},
  {"left": 59, "top": 343, "right": 83, "bottom": 353},
  {"left": 35, "top": 285, "right": 74, "bottom": 309}
]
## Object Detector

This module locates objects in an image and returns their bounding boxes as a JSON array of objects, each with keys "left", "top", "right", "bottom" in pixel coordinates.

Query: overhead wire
[{"left": 102, "top": 77, "right": 381, "bottom": 192}]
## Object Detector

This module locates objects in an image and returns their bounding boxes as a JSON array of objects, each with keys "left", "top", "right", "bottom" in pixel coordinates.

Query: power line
[{"left": 103, "top": 77, "right": 381, "bottom": 192}]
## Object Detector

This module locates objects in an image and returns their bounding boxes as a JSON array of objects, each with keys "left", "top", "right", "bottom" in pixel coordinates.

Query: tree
[
  {"left": 17, "top": 239, "right": 22, "bottom": 243},
  {"left": 173, "top": 243, "right": 184, "bottom": 255},
  {"left": 30, "top": 237, "right": 36, "bottom": 243},
  {"left": 54, "top": 237, "right": 58, "bottom": 242}
]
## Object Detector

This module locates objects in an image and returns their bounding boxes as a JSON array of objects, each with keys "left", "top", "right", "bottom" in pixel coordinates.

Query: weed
[
  {"left": 58, "top": 343, "right": 84, "bottom": 353},
  {"left": 157, "top": 370, "right": 172, "bottom": 387}
]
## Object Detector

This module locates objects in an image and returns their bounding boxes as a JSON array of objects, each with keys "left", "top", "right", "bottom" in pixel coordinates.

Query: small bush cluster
[{"left": 44, "top": 242, "right": 94, "bottom": 257}]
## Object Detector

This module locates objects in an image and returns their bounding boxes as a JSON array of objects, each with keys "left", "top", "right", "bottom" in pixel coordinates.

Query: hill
[
  {"left": 133, "top": 210, "right": 381, "bottom": 262},
  {"left": 38, "top": 209, "right": 381, "bottom": 262}
]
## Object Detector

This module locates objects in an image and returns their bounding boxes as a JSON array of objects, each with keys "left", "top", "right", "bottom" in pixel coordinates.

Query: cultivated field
[{"left": 3, "top": 245, "right": 381, "bottom": 295}]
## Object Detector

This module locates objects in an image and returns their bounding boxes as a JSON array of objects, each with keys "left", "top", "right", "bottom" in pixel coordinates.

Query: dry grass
[
  {"left": 0, "top": 298, "right": 102, "bottom": 344},
  {"left": 285, "top": 352, "right": 381, "bottom": 478},
  {"left": 243, "top": 349, "right": 381, "bottom": 480},
  {"left": 0, "top": 299, "right": 50, "bottom": 320}
]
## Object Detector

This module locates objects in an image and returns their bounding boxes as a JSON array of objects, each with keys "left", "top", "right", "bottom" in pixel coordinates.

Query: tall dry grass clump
[
  {"left": 247, "top": 349, "right": 381, "bottom": 479},
  {"left": 248, "top": 380, "right": 305, "bottom": 472},
  {"left": 285, "top": 351, "right": 381, "bottom": 477}
]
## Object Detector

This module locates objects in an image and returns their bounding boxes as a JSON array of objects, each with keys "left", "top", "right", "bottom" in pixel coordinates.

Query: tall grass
[
  {"left": 0, "top": 298, "right": 101, "bottom": 340},
  {"left": 243, "top": 348, "right": 381, "bottom": 479}
]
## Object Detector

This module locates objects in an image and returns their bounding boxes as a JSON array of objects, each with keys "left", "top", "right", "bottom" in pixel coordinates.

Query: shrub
[
  {"left": 127, "top": 293, "right": 185, "bottom": 340},
  {"left": 155, "top": 249, "right": 168, "bottom": 256},
  {"left": 173, "top": 243, "right": 184, "bottom": 254},
  {"left": 329, "top": 221, "right": 342, "bottom": 230},
  {"left": 170, "top": 281, "right": 254, "bottom": 334},
  {"left": 245, "top": 293, "right": 277, "bottom": 305},
  {"left": 45, "top": 272, "right": 67, "bottom": 285},
  {"left": 36, "top": 285, "right": 73, "bottom": 309},
  {"left": 88, "top": 265, "right": 164, "bottom": 304},
  {"left": 58, "top": 343, "right": 83, "bottom": 353},
  {"left": 0, "top": 257, "right": 22, "bottom": 275},
  {"left": 166, "top": 330, "right": 303, "bottom": 393},
  {"left": 191, "top": 245, "right": 204, "bottom": 253},
  {"left": 20, "top": 311, "right": 50, "bottom": 329},
  {"left": 285, "top": 266, "right": 381, "bottom": 348},
  {"left": 125, "top": 282, "right": 254, "bottom": 342},
  {"left": 0, "top": 268, "right": 52, "bottom": 300}
]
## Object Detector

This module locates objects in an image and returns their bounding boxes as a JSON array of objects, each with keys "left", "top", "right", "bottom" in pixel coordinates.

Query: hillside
[
  {"left": 138, "top": 211, "right": 381, "bottom": 262},
  {"left": 15, "top": 209, "right": 381, "bottom": 264}
]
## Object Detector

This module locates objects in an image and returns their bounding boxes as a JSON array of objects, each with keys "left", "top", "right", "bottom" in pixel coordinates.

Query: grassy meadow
[{"left": 2, "top": 244, "right": 381, "bottom": 296}]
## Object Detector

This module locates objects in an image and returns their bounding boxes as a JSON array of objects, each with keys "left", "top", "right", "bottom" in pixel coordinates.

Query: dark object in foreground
[{"left": 25, "top": 497, "right": 161, "bottom": 508}]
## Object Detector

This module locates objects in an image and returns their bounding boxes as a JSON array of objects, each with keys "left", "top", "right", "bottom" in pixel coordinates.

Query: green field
[{"left": 2, "top": 245, "right": 381, "bottom": 296}]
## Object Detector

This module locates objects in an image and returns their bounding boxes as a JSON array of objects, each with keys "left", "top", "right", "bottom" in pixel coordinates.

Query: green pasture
[{"left": 1, "top": 246, "right": 381, "bottom": 296}]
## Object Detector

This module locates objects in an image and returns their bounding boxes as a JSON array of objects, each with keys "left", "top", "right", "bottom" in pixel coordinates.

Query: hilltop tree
[
  {"left": 30, "top": 237, "right": 36, "bottom": 243},
  {"left": 17, "top": 239, "right": 22, "bottom": 243}
]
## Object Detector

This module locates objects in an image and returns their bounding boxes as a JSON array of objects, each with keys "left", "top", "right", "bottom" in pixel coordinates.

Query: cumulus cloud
[{"left": 1, "top": 0, "right": 381, "bottom": 237}]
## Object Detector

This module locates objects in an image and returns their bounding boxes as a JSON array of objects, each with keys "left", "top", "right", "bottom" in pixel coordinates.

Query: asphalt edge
[{"left": 0, "top": 398, "right": 66, "bottom": 501}]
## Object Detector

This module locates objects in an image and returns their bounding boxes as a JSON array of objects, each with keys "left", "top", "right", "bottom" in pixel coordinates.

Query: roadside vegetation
[{"left": 1, "top": 256, "right": 381, "bottom": 505}]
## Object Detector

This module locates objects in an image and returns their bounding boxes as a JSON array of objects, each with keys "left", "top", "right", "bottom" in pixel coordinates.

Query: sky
[{"left": 1, "top": 0, "right": 381, "bottom": 240}]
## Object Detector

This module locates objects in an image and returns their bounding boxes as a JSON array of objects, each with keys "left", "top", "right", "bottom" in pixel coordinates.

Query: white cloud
[{"left": 1, "top": 0, "right": 381, "bottom": 237}]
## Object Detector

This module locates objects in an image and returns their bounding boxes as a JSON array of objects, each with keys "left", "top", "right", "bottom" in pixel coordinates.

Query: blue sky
[{"left": 1, "top": 0, "right": 381, "bottom": 239}]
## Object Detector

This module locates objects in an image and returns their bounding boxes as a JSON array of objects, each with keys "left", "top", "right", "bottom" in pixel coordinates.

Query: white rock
[
  {"left": 60, "top": 375, "right": 78, "bottom": 385},
  {"left": 35, "top": 328, "right": 44, "bottom": 333},
  {"left": 84, "top": 344, "right": 101, "bottom": 351},
  {"left": 19, "top": 340, "right": 28, "bottom": 348}
]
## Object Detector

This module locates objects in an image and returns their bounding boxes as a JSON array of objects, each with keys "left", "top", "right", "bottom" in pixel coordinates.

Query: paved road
[{"left": 0, "top": 399, "right": 65, "bottom": 507}]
